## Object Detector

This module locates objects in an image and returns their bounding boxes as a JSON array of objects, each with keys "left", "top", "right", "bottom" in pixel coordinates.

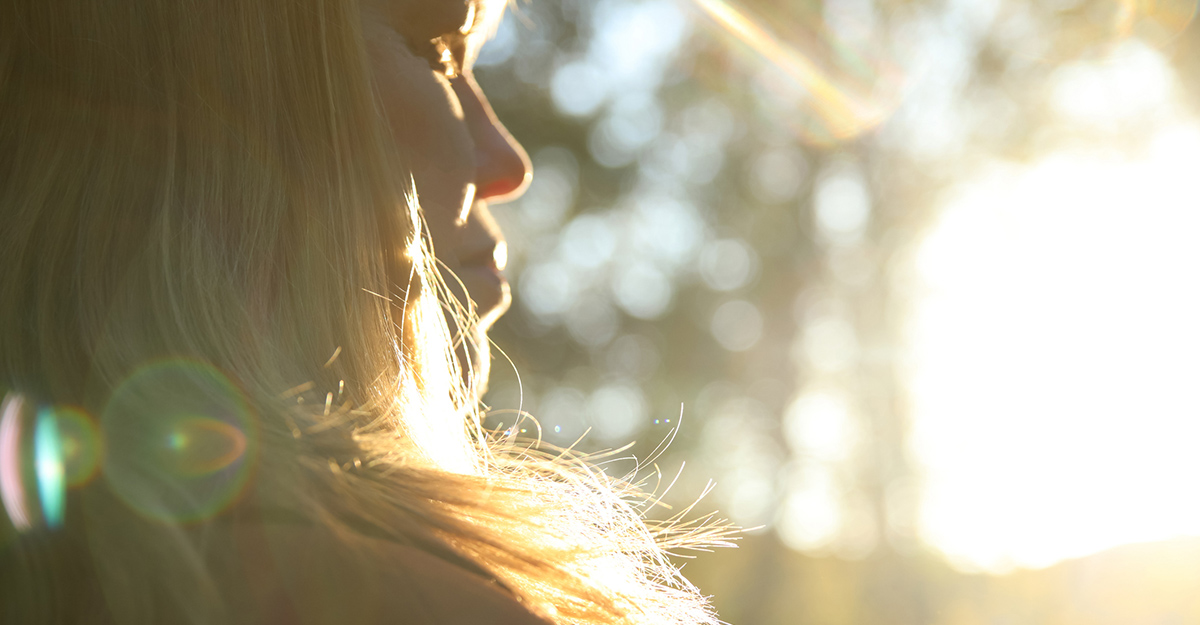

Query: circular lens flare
[
  {"left": 51, "top": 407, "right": 103, "bottom": 488},
  {"left": 102, "top": 360, "right": 256, "bottom": 523},
  {"left": 161, "top": 417, "right": 248, "bottom": 477}
]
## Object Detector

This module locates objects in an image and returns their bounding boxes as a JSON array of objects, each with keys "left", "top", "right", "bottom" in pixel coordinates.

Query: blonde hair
[{"left": 0, "top": 1, "right": 726, "bottom": 624}]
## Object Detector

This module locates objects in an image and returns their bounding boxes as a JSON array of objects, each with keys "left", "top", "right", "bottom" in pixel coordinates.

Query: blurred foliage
[
  {"left": 475, "top": 0, "right": 1200, "bottom": 622},
  {"left": 688, "top": 534, "right": 1200, "bottom": 624}
]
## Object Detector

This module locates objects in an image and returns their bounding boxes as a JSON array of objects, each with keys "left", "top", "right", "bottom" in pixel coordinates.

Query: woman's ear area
[{"left": 452, "top": 74, "right": 532, "bottom": 203}]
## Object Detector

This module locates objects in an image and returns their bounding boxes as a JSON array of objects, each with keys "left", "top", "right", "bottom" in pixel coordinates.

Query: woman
[{"left": 0, "top": 0, "right": 726, "bottom": 623}]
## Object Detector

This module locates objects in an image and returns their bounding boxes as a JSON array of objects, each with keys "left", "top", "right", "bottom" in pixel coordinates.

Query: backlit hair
[{"left": 0, "top": 0, "right": 726, "bottom": 623}]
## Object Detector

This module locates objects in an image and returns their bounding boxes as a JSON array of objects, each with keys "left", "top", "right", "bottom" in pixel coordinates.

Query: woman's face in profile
[{"left": 361, "top": 0, "right": 531, "bottom": 335}]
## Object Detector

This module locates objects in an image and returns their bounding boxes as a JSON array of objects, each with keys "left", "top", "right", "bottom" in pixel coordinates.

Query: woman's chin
[
  {"left": 461, "top": 265, "right": 511, "bottom": 326},
  {"left": 454, "top": 328, "right": 492, "bottom": 397},
  {"left": 439, "top": 264, "right": 510, "bottom": 398}
]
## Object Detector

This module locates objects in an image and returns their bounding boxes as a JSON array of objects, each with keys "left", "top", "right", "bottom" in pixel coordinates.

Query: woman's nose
[{"left": 452, "top": 75, "right": 532, "bottom": 202}]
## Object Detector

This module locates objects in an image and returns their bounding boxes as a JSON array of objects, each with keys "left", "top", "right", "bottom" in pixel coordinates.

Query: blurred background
[{"left": 474, "top": 0, "right": 1200, "bottom": 622}]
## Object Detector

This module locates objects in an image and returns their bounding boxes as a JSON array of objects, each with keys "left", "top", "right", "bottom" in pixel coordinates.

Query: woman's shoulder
[{"left": 232, "top": 522, "right": 555, "bottom": 625}]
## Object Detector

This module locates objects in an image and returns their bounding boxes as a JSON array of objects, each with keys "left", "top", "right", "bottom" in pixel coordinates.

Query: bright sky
[{"left": 908, "top": 103, "right": 1200, "bottom": 571}]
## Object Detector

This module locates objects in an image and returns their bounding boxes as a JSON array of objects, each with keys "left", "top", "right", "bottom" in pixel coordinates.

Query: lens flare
[
  {"left": 161, "top": 416, "right": 248, "bottom": 477},
  {"left": 0, "top": 394, "right": 30, "bottom": 531},
  {"left": 1120, "top": 0, "right": 1199, "bottom": 45},
  {"left": 690, "top": 0, "right": 904, "bottom": 145},
  {"left": 51, "top": 407, "right": 103, "bottom": 487},
  {"left": 0, "top": 396, "right": 70, "bottom": 532},
  {"left": 102, "top": 360, "right": 256, "bottom": 523},
  {"left": 34, "top": 408, "right": 65, "bottom": 529},
  {"left": 997, "top": 0, "right": 1198, "bottom": 62}
]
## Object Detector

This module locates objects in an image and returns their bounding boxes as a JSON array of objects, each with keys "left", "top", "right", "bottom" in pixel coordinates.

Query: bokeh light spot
[
  {"left": 589, "top": 92, "right": 665, "bottom": 168},
  {"left": 612, "top": 261, "right": 673, "bottom": 319},
  {"left": 795, "top": 314, "right": 859, "bottom": 373},
  {"left": 539, "top": 386, "right": 589, "bottom": 444},
  {"left": 552, "top": 60, "right": 610, "bottom": 117},
  {"left": 1050, "top": 40, "right": 1174, "bottom": 126},
  {"left": 748, "top": 146, "right": 808, "bottom": 204},
  {"left": 778, "top": 464, "right": 843, "bottom": 551},
  {"left": 605, "top": 334, "right": 661, "bottom": 379},
  {"left": 559, "top": 214, "right": 617, "bottom": 270},
  {"left": 784, "top": 387, "right": 859, "bottom": 463},
  {"left": 520, "top": 262, "right": 579, "bottom": 320},
  {"left": 587, "top": 383, "right": 647, "bottom": 443},
  {"left": 699, "top": 238, "right": 758, "bottom": 292},
  {"left": 814, "top": 160, "right": 872, "bottom": 243},
  {"left": 566, "top": 291, "right": 620, "bottom": 348},
  {"left": 710, "top": 299, "right": 764, "bottom": 352}
]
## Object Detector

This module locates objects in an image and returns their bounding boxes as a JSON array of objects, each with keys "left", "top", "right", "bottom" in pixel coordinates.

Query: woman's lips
[
  {"left": 455, "top": 242, "right": 510, "bottom": 319},
  {"left": 458, "top": 240, "right": 505, "bottom": 271}
]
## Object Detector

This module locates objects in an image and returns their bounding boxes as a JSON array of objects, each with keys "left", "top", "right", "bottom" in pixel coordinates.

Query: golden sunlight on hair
[{"left": 0, "top": 0, "right": 731, "bottom": 622}]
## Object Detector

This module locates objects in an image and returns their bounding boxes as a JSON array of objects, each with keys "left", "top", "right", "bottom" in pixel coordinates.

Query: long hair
[{"left": 0, "top": 1, "right": 725, "bottom": 624}]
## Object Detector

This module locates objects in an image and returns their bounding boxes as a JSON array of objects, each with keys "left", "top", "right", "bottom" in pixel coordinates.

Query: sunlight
[
  {"left": 906, "top": 122, "right": 1200, "bottom": 572},
  {"left": 688, "top": 0, "right": 903, "bottom": 145}
]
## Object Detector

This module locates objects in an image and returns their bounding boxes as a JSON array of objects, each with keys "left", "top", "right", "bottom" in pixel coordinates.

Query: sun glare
[
  {"left": 906, "top": 122, "right": 1200, "bottom": 572},
  {"left": 689, "top": 0, "right": 903, "bottom": 145}
]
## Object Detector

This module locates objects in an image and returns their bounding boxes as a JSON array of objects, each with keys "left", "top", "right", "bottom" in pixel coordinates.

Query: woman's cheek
[{"left": 367, "top": 48, "right": 474, "bottom": 215}]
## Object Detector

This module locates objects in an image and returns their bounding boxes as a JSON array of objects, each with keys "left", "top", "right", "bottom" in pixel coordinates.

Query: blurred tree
[{"left": 476, "top": 0, "right": 1200, "bottom": 622}]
